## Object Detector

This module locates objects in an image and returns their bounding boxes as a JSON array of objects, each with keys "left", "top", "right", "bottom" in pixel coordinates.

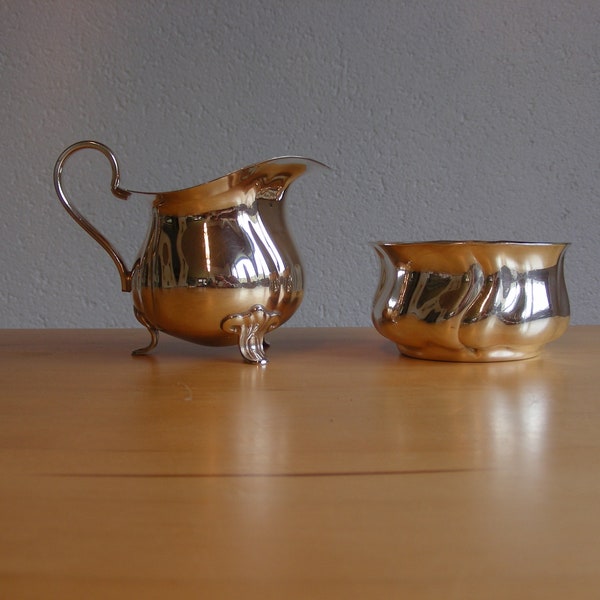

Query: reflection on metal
[
  {"left": 54, "top": 140, "right": 327, "bottom": 363},
  {"left": 372, "top": 241, "right": 570, "bottom": 362},
  {"left": 222, "top": 304, "right": 281, "bottom": 364}
]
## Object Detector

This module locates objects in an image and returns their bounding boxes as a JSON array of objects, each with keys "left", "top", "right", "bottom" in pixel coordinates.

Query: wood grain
[{"left": 1, "top": 327, "right": 599, "bottom": 598}]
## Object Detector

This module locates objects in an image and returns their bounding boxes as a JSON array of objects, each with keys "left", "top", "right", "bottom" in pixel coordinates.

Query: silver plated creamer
[
  {"left": 372, "top": 240, "right": 570, "bottom": 362},
  {"left": 54, "top": 140, "right": 326, "bottom": 364}
]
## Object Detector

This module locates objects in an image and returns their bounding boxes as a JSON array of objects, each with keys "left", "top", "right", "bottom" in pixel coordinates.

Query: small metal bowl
[{"left": 371, "top": 241, "right": 570, "bottom": 362}]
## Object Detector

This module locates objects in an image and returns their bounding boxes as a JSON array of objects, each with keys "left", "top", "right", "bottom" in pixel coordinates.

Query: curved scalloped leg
[
  {"left": 132, "top": 308, "right": 160, "bottom": 356},
  {"left": 221, "top": 304, "right": 281, "bottom": 365}
]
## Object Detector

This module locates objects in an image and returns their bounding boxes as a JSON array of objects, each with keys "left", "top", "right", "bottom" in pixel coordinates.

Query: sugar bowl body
[{"left": 371, "top": 241, "right": 570, "bottom": 362}]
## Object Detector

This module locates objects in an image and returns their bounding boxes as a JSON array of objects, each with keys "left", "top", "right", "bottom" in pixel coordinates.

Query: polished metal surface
[
  {"left": 54, "top": 141, "right": 132, "bottom": 292},
  {"left": 54, "top": 140, "right": 326, "bottom": 363},
  {"left": 372, "top": 241, "right": 570, "bottom": 362}
]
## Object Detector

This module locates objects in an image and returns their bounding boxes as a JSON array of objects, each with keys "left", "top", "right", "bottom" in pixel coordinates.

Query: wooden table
[{"left": 1, "top": 326, "right": 599, "bottom": 598}]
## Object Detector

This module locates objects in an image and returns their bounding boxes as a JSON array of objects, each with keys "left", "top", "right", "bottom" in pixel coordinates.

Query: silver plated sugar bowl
[{"left": 371, "top": 240, "right": 570, "bottom": 362}]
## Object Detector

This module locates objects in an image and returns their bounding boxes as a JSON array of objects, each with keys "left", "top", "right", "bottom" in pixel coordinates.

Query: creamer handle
[{"left": 53, "top": 140, "right": 132, "bottom": 292}]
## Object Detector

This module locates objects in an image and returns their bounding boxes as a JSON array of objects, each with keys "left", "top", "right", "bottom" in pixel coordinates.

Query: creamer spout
[{"left": 243, "top": 156, "right": 329, "bottom": 202}]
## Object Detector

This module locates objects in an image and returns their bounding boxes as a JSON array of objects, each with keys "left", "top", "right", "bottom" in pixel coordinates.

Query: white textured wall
[{"left": 2, "top": 0, "right": 599, "bottom": 328}]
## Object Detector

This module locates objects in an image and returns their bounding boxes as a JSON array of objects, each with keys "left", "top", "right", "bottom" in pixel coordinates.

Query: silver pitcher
[{"left": 54, "top": 141, "right": 326, "bottom": 364}]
